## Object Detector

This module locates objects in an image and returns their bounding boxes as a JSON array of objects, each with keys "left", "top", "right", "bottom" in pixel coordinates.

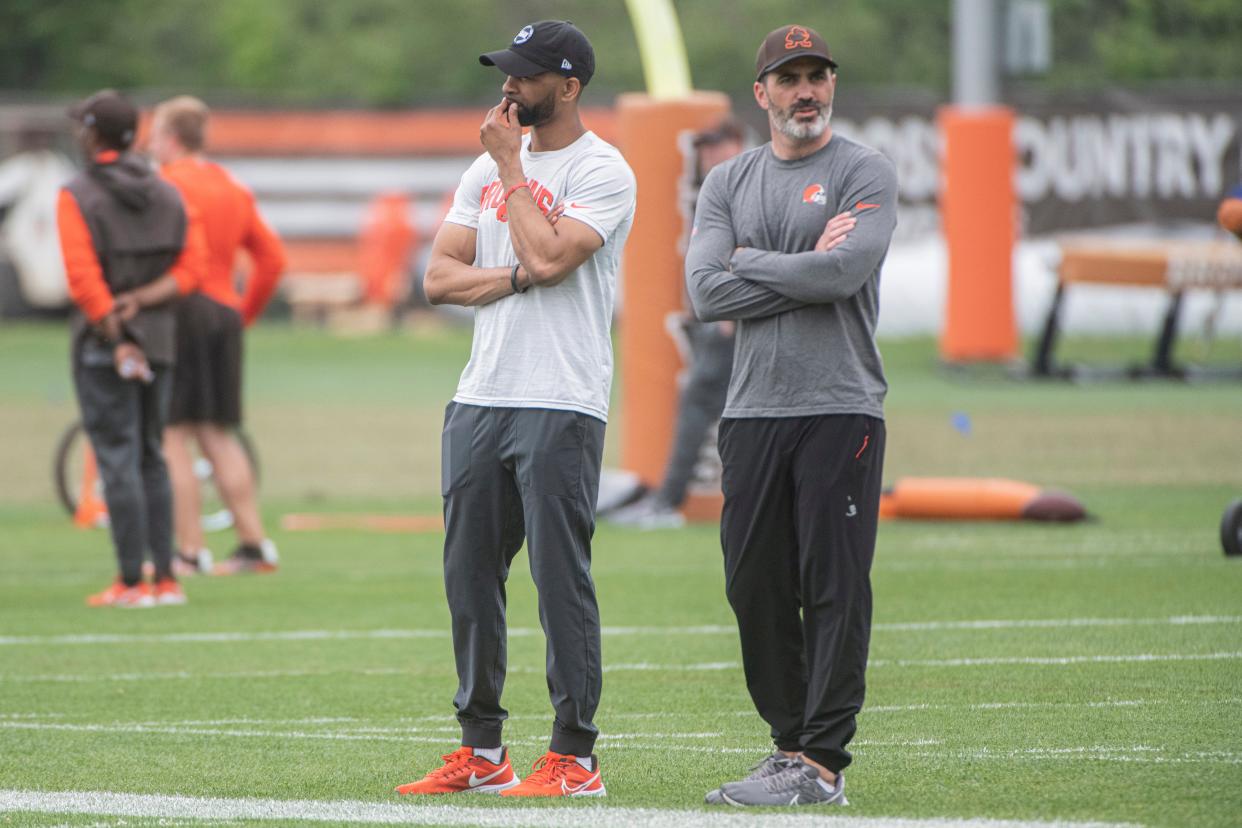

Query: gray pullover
[{"left": 685, "top": 134, "right": 898, "bottom": 419}]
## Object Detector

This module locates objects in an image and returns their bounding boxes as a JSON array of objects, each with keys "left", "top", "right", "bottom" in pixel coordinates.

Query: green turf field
[{"left": 1, "top": 321, "right": 1240, "bottom": 827}]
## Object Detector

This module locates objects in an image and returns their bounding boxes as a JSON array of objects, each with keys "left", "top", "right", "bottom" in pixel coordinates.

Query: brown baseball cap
[
  {"left": 68, "top": 89, "right": 138, "bottom": 149},
  {"left": 755, "top": 24, "right": 837, "bottom": 81}
]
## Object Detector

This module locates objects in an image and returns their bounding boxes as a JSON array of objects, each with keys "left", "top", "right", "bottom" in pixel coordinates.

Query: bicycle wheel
[
  {"left": 53, "top": 421, "right": 92, "bottom": 518},
  {"left": 54, "top": 420, "right": 261, "bottom": 532}
]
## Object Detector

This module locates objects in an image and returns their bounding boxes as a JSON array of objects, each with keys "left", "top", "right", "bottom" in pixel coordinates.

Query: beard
[
  {"left": 771, "top": 99, "right": 832, "bottom": 141},
  {"left": 511, "top": 88, "right": 557, "bottom": 127}
]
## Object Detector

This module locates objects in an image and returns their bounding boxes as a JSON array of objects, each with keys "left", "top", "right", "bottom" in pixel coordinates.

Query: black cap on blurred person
[
  {"left": 69, "top": 89, "right": 138, "bottom": 150},
  {"left": 692, "top": 117, "right": 746, "bottom": 149},
  {"left": 480, "top": 20, "right": 595, "bottom": 86},
  {"left": 755, "top": 24, "right": 837, "bottom": 81}
]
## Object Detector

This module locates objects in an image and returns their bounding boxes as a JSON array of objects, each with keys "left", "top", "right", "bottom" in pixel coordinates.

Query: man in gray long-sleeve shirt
[{"left": 687, "top": 25, "right": 897, "bottom": 809}]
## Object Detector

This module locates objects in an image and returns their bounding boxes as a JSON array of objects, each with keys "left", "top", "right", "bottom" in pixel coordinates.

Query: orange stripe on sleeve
[{"left": 56, "top": 189, "right": 114, "bottom": 322}]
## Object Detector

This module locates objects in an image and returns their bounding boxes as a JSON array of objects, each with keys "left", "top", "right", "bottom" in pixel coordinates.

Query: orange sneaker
[
  {"left": 500, "top": 751, "right": 605, "bottom": 798},
  {"left": 395, "top": 746, "right": 519, "bottom": 795},
  {"left": 86, "top": 580, "right": 154, "bottom": 609},
  {"left": 153, "top": 578, "right": 187, "bottom": 606}
]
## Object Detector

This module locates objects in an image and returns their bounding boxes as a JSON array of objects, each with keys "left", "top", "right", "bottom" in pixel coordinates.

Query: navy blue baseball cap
[{"left": 480, "top": 20, "right": 595, "bottom": 85}]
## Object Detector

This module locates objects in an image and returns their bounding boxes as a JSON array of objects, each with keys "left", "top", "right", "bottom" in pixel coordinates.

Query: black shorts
[{"left": 168, "top": 293, "right": 243, "bottom": 426}]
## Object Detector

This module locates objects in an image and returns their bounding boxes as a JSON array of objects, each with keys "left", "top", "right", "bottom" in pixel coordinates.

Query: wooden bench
[{"left": 1032, "top": 239, "right": 1242, "bottom": 379}]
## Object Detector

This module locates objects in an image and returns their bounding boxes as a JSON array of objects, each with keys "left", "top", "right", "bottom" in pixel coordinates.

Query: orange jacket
[
  {"left": 160, "top": 156, "right": 286, "bottom": 325},
  {"left": 58, "top": 151, "right": 206, "bottom": 323}
]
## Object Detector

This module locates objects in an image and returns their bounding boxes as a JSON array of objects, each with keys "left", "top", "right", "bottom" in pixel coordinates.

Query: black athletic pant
[
  {"left": 73, "top": 360, "right": 175, "bottom": 586},
  {"left": 440, "top": 402, "right": 606, "bottom": 757},
  {"left": 718, "top": 413, "right": 885, "bottom": 773}
]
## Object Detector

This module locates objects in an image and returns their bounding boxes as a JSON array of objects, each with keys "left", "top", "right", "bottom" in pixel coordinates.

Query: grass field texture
[{"left": 1, "top": 322, "right": 1240, "bottom": 827}]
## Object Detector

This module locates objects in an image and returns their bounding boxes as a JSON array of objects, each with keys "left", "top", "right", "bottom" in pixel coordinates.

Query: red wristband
[{"left": 503, "top": 182, "right": 530, "bottom": 203}]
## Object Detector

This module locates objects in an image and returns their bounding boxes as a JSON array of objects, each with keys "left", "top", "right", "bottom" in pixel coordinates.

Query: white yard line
[
  {"left": 394, "top": 696, "right": 1241, "bottom": 723},
  {"left": 6, "top": 650, "right": 1241, "bottom": 684},
  {"left": 869, "top": 651, "right": 1242, "bottom": 668},
  {"left": 875, "top": 556, "right": 1214, "bottom": 571},
  {"left": 0, "top": 720, "right": 763, "bottom": 752},
  {"left": 9, "top": 696, "right": 1232, "bottom": 731},
  {"left": 0, "top": 626, "right": 730, "bottom": 647},
  {"left": 4, "top": 719, "right": 1235, "bottom": 766},
  {"left": 874, "top": 615, "right": 1242, "bottom": 631},
  {"left": 601, "top": 661, "right": 738, "bottom": 672},
  {"left": 0, "top": 719, "right": 940, "bottom": 754},
  {"left": 0, "top": 788, "right": 1141, "bottom": 827},
  {"left": 1, "top": 614, "right": 1237, "bottom": 647},
  {"left": 901, "top": 747, "right": 1242, "bottom": 765}
]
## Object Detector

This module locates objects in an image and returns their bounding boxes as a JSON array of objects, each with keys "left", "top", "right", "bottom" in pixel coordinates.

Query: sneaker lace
[
  {"left": 760, "top": 764, "right": 813, "bottom": 794},
  {"left": 524, "top": 753, "right": 575, "bottom": 785},
  {"left": 427, "top": 747, "right": 475, "bottom": 780},
  {"left": 749, "top": 752, "right": 798, "bottom": 778}
]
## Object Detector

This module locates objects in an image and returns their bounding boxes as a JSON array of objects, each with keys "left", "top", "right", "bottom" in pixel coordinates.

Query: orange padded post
[
  {"left": 939, "top": 107, "right": 1017, "bottom": 362},
  {"left": 73, "top": 447, "right": 107, "bottom": 528},
  {"left": 616, "top": 91, "right": 730, "bottom": 495}
]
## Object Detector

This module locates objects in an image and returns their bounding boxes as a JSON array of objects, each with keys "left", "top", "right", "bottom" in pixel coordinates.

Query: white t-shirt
[{"left": 444, "top": 131, "right": 636, "bottom": 422}]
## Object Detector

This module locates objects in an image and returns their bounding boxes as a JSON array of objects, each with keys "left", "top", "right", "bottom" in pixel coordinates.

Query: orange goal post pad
[{"left": 879, "top": 477, "right": 1086, "bottom": 522}]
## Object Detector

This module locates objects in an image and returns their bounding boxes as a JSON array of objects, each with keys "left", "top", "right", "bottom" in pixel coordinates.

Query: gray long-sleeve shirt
[{"left": 685, "top": 134, "right": 898, "bottom": 420}]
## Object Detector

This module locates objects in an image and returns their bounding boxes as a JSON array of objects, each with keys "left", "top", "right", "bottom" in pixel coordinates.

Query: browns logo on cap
[{"left": 755, "top": 24, "right": 837, "bottom": 81}]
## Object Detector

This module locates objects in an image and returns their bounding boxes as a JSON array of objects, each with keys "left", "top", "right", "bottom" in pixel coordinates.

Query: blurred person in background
[
  {"left": 59, "top": 89, "right": 207, "bottom": 608},
  {"left": 1219, "top": 182, "right": 1242, "bottom": 240},
  {"left": 149, "top": 96, "right": 287, "bottom": 576},
  {"left": 607, "top": 118, "right": 745, "bottom": 529},
  {"left": 0, "top": 127, "right": 74, "bottom": 313},
  {"left": 686, "top": 25, "right": 898, "bottom": 808},
  {"left": 395, "top": 20, "right": 635, "bottom": 799}
]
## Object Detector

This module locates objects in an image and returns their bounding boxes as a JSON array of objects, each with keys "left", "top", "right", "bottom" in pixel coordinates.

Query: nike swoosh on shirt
[
  {"left": 568, "top": 203, "right": 590, "bottom": 209},
  {"left": 854, "top": 201, "right": 880, "bottom": 211},
  {"left": 468, "top": 767, "right": 507, "bottom": 787}
]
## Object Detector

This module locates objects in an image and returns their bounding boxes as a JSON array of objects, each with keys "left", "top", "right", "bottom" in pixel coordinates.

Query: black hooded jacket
[{"left": 65, "top": 152, "right": 188, "bottom": 364}]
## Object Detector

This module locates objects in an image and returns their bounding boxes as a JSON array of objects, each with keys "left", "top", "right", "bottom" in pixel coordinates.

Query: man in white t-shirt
[{"left": 395, "top": 20, "right": 635, "bottom": 800}]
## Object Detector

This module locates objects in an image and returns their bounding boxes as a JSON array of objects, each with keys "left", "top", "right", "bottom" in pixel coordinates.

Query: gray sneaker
[
  {"left": 704, "top": 752, "right": 799, "bottom": 805},
  {"left": 719, "top": 762, "right": 847, "bottom": 807},
  {"left": 606, "top": 495, "right": 686, "bottom": 530}
]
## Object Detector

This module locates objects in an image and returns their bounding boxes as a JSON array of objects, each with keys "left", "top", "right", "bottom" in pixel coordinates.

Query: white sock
[
  {"left": 574, "top": 755, "right": 593, "bottom": 770},
  {"left": 816, "top": 776, "right": 837, "bottom": 792},
  {"left": 472, "top": 746, "right": 503, "bottom": 763}
]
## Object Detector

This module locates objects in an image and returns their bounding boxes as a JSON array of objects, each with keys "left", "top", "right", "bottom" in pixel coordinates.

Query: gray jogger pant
[
  {"left": 440, "top": 402, "right": 606, "bottom": 756},
  {"left": 72, "top": 360, "right": 175, "bottom": 586}
]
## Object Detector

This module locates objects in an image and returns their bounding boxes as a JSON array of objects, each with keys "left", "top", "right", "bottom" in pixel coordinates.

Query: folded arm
[
  {"left": 732, "top": 156, "right": 898, "bottom": 304},
  {"left": 423, "top": 221, "right": 524, "bottom": 307},
  {"left": 501, "top": 182, "right": 605, "bottom": 287},
  {"left": 480, "top": 102, "right": 606, "bottom": 288},
  {"left": 684, "top": 169, "right": 807, "bottom": 322}
]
